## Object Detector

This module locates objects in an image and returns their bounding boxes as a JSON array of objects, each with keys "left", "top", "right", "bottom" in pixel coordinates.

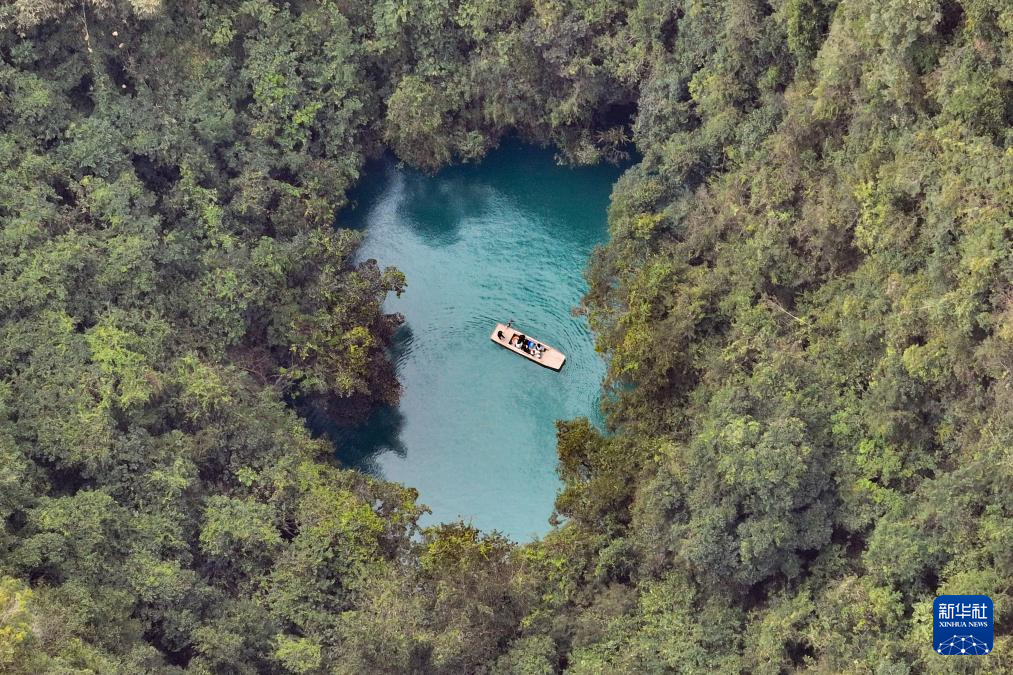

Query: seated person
[{"left": 497, "top": 330, "right": 505, "bottom": 340}]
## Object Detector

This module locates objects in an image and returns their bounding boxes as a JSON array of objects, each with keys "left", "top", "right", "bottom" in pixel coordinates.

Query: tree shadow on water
[
  {"left": 342, "top": 155, "right": 499, "bottom": 248},
  {"left": 305, "top": 402, "right": 408, "bottom": 478},
  {"left": 388, "top": 321, "right": 415, "bottom": 368},
  {"left": 396, "top": 172, "right": 495, "bottom": 247}
]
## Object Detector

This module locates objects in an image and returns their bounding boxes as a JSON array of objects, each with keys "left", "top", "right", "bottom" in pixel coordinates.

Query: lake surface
[{"left": 325, "top": 141, "right": 623, "bottom": 540}]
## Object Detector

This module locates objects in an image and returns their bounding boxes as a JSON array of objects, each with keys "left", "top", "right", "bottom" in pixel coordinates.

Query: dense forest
[{"left": 1, "top": 0, "right": 1010, "bottom": 672}]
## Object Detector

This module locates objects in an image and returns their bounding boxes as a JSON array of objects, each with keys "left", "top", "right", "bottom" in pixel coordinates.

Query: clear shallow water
[{"left": 322, "top": 141, "right": 623, "bottom": 540}]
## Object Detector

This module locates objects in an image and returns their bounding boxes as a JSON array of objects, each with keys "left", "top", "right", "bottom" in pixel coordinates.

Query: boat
[{"left": 489, "top": 323, "right": 566, "bottom": 371}]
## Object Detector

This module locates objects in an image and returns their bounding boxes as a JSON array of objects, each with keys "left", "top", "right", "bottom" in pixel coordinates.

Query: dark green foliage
[
  {"left": 2, "top": 0, "right": 1011, "bottom": 672},
  {"left": 575, "top": 0, "right": 1013, "bottom": 670}
]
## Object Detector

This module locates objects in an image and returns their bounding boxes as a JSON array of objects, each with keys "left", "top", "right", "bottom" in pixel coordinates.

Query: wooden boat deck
[{"left": 490, "top": 323, "right": 566, "bottom": 371}]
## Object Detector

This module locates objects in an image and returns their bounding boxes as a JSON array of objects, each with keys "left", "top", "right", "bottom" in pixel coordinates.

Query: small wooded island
[{"left": 1, "top": 0, "right": 1009, "bottom": 672}]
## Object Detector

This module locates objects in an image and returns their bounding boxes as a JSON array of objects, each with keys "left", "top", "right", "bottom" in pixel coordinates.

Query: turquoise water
[{"left": 328, "top": 142, "right": 623, "bottom": 540}]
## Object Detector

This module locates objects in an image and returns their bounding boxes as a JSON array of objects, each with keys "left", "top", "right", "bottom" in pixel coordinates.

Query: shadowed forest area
[{"left": 0, "top": 0, "right": 1011, "bottom": 672}]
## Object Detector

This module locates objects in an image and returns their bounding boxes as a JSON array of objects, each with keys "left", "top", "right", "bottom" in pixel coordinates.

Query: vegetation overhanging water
[
  {"left": 317, "top": 141, "right": 625, "bottom": 540},
  {"left": 5, "top": 0, "right": 1010, "bottom": 670}
]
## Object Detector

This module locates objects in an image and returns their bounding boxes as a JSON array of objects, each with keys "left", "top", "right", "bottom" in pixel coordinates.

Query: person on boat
[{"left": 497, "top": 330, "right": 505, "bottom": 340}]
